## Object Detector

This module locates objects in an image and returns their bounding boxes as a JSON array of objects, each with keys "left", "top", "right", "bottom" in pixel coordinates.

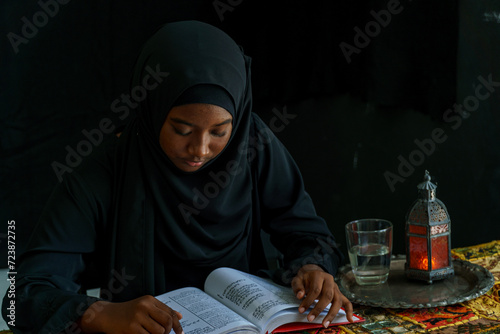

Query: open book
[{"left": 156, "top": 267, "right": 363, "bottom": 334}]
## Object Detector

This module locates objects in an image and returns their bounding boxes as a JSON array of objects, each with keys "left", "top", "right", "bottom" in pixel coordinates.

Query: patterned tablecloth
[{"left": 1, "top": 240, "right": 499, "bottom": 334}]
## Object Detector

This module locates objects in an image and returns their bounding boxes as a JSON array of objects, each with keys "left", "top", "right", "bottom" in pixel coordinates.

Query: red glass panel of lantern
[
  {"left": 409, "top": 236, "right": 428, "bottom": 270},
  {"left": 409, "top": 225, "right": 427, "bottom": 235},
  {"left": 431, "top": 235, "right": 449, "bottom": 269}
]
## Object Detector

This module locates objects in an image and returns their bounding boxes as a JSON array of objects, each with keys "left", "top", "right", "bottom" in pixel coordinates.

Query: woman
[{"left": 4, "top": 21, "right": 353, "bottom": 333}]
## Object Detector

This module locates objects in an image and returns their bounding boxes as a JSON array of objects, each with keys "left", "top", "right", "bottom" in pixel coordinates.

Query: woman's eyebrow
[
  {"left": 170, "top": 117, "right": 193, "bottom": 126},
  {"left": 170, "top": 118, "right": 232, "bottom": 127},
  {"left": 214, "top": 119, "right": 232, "bottom": 127}
]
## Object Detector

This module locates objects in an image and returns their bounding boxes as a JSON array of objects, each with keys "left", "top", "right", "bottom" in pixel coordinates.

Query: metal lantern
[{"left": 405, "top": 171, "right": 454, "bottom": 283}]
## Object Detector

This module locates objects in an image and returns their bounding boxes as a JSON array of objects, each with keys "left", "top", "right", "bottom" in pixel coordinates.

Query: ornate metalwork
[{"left": 336, "top": 257, "right": 494, "bottom": 308}]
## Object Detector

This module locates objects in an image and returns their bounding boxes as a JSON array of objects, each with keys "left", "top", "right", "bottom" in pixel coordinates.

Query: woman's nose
[{"left": 188, "top": 134, "right": 210, "bottom": 157}]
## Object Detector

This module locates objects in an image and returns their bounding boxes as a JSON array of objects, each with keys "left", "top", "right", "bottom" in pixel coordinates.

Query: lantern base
[{"left": 404, "top": 263, "right": 455, "bottom": 284}]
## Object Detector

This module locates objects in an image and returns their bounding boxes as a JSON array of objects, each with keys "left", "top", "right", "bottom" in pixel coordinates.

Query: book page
[
  {"left": 204, "top": 268, "right": 326, "bottom": 331},
  {"left": 156, "top": 287, "right": 258, "bottom": 334}
]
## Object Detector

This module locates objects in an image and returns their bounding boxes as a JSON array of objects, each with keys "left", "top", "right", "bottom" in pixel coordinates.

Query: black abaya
[{"left": 2, "top": 21, "right": 343, "bottom": 334}]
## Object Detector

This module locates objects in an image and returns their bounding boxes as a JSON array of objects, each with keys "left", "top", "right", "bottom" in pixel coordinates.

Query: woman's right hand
[{"left": 78, "top": 295, "right": 184, "bottom": 334}]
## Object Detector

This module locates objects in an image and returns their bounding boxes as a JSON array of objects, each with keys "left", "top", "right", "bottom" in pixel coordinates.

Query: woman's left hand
[{"left": 291, "top": 264, "right": 354, "bottom": 328}]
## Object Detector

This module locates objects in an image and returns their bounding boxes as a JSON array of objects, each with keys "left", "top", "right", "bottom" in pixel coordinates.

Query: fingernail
[
  {"left": 299, "top": 307, "right": 305, "bottom": 313},
  {"left": 308, "top": 314, "right": 315, "bottom": 322},
  {"left": 324, "top": 321, "right": 330, "bottom": 328}
]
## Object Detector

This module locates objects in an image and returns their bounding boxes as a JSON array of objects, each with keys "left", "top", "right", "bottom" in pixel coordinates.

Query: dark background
[{"left": 1, "top": 0, "right": 499, "bottom": 267}]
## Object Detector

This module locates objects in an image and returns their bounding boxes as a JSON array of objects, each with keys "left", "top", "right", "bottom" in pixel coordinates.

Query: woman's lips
[{"left": 184, "top": 160, "right": 204, "bottom": 167}]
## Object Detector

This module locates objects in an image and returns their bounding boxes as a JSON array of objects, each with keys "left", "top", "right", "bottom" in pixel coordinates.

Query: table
[
  {"left": 1, "top": 240, "right": 498, "bottom": 334},
  {"left": 307, "top": 240, "right": 500, "bottom": 334}
]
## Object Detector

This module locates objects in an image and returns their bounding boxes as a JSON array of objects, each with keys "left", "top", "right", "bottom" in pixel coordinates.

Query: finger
[
  {"left": 149, "top": 301, "right": 183, "bottom": 334},
  {"left": 170, "top": 311, "right": 184, "bottom": 334},
  {"left": 128, "top": 321, "right": 157, "bottom": 334},
  {"left": 322, "top": 290, "right": 342, "bottom": 327},
  {"left": 306, "top": 279, "right": 335, "bottom": 322},
  {"left": 142, "top": 314, "right": 169, "bottom": 334},
  {"left": 155, "top": 310, "right": 183, "bottom": 334},
  {"left": 299, "top": 276, "right": 325, "bottom": 316},
  {"left": 343, "top": 296, "right": 354, "bottom": 323},
  {"left": 137, "top": 326, "right": 152, "bottom": 334},
  {"left": 291, "top": 276, "right": 306, "bottom": 301}
]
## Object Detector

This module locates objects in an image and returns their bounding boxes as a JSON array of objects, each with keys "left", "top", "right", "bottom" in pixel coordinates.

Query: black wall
[{"left": 1, "top": 0, "right": 499, "bottom": 266}]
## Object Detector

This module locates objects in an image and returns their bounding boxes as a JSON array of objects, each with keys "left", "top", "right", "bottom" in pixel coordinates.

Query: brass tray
[{"left": 336, "top": 256, "right": 495, "bottom": 308}]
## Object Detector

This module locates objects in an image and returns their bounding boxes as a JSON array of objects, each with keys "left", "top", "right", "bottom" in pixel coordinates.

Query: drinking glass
[{"left": 345, "top": 219, "right": 393, "bottom": 285}]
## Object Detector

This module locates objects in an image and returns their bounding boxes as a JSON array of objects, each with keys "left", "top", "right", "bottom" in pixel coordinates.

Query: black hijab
[{"left": 108, "top": 21, "right": 258, "bottom": 299}]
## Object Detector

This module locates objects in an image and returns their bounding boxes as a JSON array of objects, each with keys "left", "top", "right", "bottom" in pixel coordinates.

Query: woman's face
[{"left": 159, "top": 103, "right": 233, "bottom": 172}]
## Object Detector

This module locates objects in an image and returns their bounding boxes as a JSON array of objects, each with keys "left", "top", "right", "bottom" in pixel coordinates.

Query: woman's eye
[
  {"left": 173, "top": 127, "right": 191, "bottom": 136},
  {"left": 212, "top": 131, "right": 227, "bottom": 138}
]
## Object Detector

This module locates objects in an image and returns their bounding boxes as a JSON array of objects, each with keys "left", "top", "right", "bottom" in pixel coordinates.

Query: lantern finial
[{"left": 417, "top": 170, "right": 437, "bottom": 201}]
